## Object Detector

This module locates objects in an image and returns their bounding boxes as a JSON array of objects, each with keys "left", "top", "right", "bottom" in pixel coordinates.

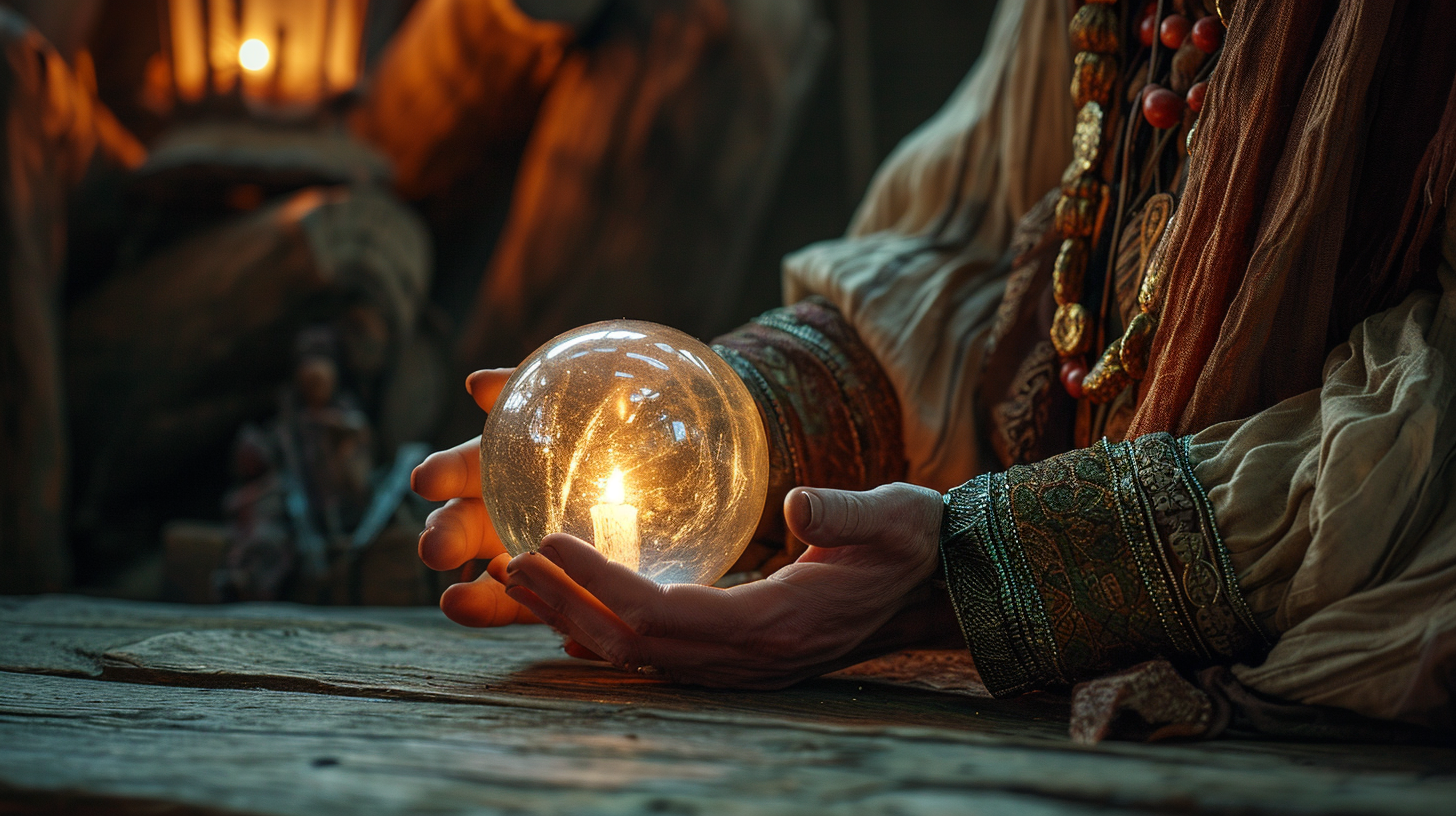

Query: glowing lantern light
[
  {"left": 237, "top": 38, "right": 270, "bottom": 72},
  {"left": 164, "top": 0, "right": 367, "bottom": 118}
]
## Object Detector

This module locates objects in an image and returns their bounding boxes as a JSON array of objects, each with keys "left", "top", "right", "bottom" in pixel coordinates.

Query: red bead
[
  {"left": 1186, "top": 81, "right": 1207, "bottom": 113},
  {"left": 1142, "top": 85, "right": 1184, "bottom": 129},
  {"left": 1138, "top": 14, "right": 1157, "bottom": 47},
  {"left": 1061, "top": 359, "right": 1088, "bottom": 399},
  {"left": 1191, "top": 16, "right": 1224, "bottom": 53},
  {"left": 1160, "top": 15, "right": 1192, "bottom": 49}
]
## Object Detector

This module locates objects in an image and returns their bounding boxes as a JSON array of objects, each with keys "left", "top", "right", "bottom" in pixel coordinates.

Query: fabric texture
[
  {"left": 1186, "top": 231, "right": 1456, "bottom": 728},
  {"left": 711, "top": 297, "right": 905, "bottom": 560},
  {"left": 1130, "top": 0, "right": 1456, "bottom": 437},
  {"left": 748, "top": 0, "right": 1456, "bottom": 729},
  {"left": 780, "top": 0, "right": 1071, "bottom": 491},
  {"left": 1069, "top": 660, "right": 1440, "bottom": 745},
  {"left": 939, "top": 432, "right": 1269, "bottom": 697}
]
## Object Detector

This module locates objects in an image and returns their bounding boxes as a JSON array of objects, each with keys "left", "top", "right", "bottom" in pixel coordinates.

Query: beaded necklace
[{"left": 1052, "top": 0, "right": 1224, "bottom": 402}]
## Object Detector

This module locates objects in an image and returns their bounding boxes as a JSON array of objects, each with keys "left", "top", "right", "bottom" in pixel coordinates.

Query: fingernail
[
  {"left": 801, "top": 490, "right": 821, "bottom": 531},
  {"left": 504, "top": 553, "right": 537, "bottom": 582},
  {"left": 537, "top": 544, "right": 562, "bottom": 566}
]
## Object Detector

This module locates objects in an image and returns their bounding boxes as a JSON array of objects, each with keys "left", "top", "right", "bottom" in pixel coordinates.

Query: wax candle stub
[
  {"left": 590, "top": 469, "right": 641, "bottom": 571},
  {"left": 480, "top": 320, "right": 768, "bottom": 586}
]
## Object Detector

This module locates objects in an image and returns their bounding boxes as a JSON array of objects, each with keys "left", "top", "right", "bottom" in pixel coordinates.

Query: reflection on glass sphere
[{"left": 480, "top": 320, "right": 769, "bottom": 585}]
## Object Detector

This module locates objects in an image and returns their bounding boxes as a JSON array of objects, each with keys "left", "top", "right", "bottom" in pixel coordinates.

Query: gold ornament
[
  {"left": 1055, "top": 194, "right": 1096, "bottom": 238},
  {"left": 1119, "top": 312, "right": 1158, "bottom": 380},
  {"left": 1069, "top": 4, "right": 1119, "bottom": 54},
  {"left": 1138, "top": 257, "right": 1169, "bottom": 315},
  {"left": 1071, "top": 52, "right": 1117, "bottom": 109},
  {"left": 1082, "top": 339, "right": 1131, "bottom": 403},
  {"left": 1052, "top": 303, "right": 1092, "bottom": 357},
  {"left": 1054, "top": 239, "right": 1089, "bottom": 306},
  {"left": 1062, "top": 102, "right": 1106, "bottom": 189}
]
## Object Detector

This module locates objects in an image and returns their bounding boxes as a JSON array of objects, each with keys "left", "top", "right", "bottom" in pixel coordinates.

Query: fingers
[
  {"left": 503, "top": 555, "right": 752, "bottom": 683},
  {"left": 530, "top": 534, "right": 770, "bottom": 641},
  {"left": 412, "top": 368, "right": 514, "bottom": 500},
  {"left": 504, "top": 550, "right": 638, "bottom": 664},
  {"left": 784, "top": 483, "right": 942, "bottom": 551},
  {"left": 411, "top": 436, "right": 482, "bottom": 501},
  {"left": 440, "top": 570, "right": 540, "bottom": 627},
  {"left": 418, "top": 498, "right": 504, "bottom": 570},
  {"left": 466, "top": 368, "right": 515, "bottom": 413}
]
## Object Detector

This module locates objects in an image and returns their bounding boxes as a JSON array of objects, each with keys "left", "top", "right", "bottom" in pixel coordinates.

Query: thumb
[{"left": 784, "top": 483, "right": 941, "bottom": 550}]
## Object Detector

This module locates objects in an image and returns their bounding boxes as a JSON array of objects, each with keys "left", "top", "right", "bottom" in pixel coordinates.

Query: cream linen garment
[
  {"left": 1188, "top": 204, "right": 1456, "bottom": 728},
  {"left": 781, "top": 0, "right": 1072, "bottom": 491}
]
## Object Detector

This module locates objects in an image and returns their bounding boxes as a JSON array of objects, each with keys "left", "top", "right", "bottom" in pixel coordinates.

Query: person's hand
[
  {"left": 411, "top": 368, "right": 541, "bottom": 627},
  {"left": 501, "top": 482, "right": 954, "bottom": 689}
]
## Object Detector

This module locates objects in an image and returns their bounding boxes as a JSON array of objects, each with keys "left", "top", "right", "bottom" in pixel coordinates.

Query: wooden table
[{"left": 2, "top": 596, "right": 1453, "bottom": 815}]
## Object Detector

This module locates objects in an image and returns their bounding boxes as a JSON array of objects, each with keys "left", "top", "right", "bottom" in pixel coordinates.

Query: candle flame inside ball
[{"left": 602, "top": 469, "right": 627, "bottom": 504}]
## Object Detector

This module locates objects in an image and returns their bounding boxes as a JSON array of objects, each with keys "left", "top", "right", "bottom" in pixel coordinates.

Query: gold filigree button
[{"left": 1052, "top": 303, "right": 1092, "bottom": 357}]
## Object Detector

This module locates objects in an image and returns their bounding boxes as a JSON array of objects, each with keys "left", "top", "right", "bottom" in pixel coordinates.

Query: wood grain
[{"left": 3, "top": 596, "right": 1454, "bottom": 815}]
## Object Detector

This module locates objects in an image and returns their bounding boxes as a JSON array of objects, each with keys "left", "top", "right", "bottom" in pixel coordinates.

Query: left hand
[
  {"left": 502, "top": 482, "right": 955, "bottom": 689},
  {"left": 412, "top": 368, "right": 541, "bottom": 627}
]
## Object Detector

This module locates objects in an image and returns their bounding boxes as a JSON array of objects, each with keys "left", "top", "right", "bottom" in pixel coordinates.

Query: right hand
[{"left": 412, "top": 368, "right": 542, "bottom": 627}]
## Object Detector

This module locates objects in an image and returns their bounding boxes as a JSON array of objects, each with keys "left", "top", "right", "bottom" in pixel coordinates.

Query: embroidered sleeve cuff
[
  {"left": 711, "top": 297, "right": 906, "bottom": 522},
  {"left": 939, "top": 433, "right": 1272, "bottom": 697}
]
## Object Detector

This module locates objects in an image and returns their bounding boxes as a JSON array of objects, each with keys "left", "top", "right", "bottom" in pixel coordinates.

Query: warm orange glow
[
  {"left": 601, "top": 469, "right": 627, "bottom": 505},
  {"left": 238, "top": 38, "right": 270, "bottom": 71},
  {"left": 168, "top": 0, "right": 367, "bottom": 114}
]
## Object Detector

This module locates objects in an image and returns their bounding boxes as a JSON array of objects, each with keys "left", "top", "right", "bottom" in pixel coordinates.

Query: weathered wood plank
[
  {"left": 6, "top": 596, "right": 1456, "bottom": 782},
  {"left": 0, "top": 596, "right": 1067, "bottom": 741},
  {"left": 4, "top": 670, "right": 1454, "bottom": 816}
]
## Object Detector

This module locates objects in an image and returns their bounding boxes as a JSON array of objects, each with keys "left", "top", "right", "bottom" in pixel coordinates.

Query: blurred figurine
[{"left": 218, "top": 328, "right": 374, "bottom": 601}]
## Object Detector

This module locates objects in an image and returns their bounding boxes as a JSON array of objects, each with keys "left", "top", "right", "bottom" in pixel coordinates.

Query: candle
[{"left": 589, "top": 469, "right": 641, "bottom": 571}]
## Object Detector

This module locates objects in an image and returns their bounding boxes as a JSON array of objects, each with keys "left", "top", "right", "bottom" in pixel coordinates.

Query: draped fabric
[
  {"left": 781, "top": 0, "right": 1071, "bottom": 491},
  {"left": 770, "top": 0, "right": 1456, "bottom": 728},
  {"left": 1187, "top": 247, "right": 1456, "bottom": 727},
  {"left": 1129, "top": 0, "right": 1456, "bottom": 437}
]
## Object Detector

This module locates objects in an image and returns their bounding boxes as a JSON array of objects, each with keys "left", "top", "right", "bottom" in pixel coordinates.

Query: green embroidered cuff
[{"left": 940, "top": 432, "right": 1272, "bottom": 697}]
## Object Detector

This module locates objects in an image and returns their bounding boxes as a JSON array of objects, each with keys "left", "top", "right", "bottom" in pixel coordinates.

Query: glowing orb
[{"left": 480, "top": 321, "right": 768, "bottom": 585}]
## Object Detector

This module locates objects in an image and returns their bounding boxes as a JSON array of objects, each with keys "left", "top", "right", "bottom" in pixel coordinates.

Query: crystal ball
[{"left": 480, "top": 320, "right": 769, "bottom": 585}]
